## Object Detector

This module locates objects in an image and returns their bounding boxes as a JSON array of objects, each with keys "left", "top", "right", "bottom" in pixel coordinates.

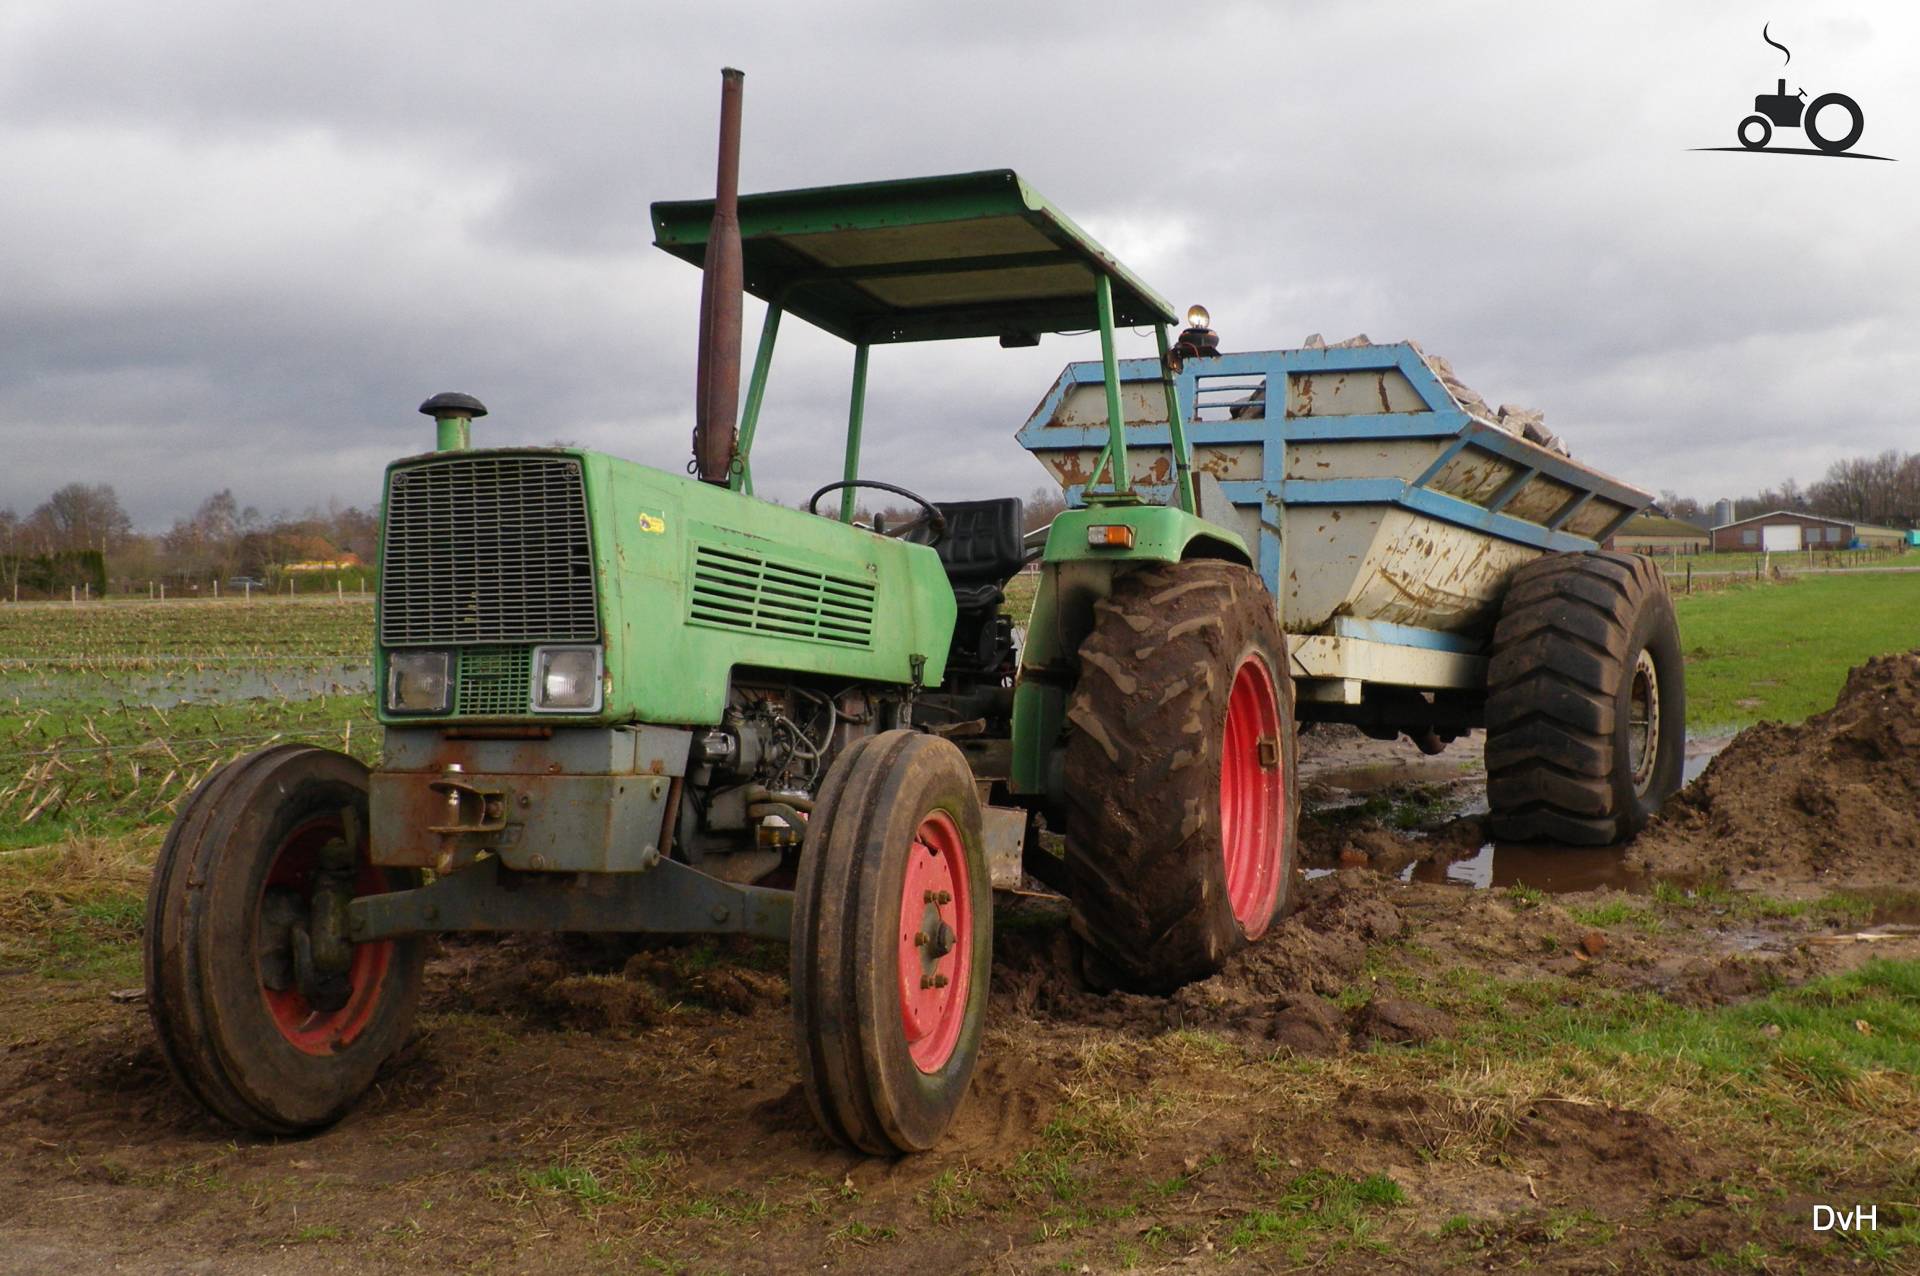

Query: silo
[{"left": 1712, "top": 498, "right": 1734, "bottom": 527}]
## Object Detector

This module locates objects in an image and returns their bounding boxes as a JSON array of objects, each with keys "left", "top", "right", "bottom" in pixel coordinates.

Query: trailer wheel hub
[{"left": 1628, "top": 649, "right": 1661, "bottom": 796}]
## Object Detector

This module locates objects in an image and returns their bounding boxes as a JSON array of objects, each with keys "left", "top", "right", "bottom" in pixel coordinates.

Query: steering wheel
[{"left": 806, "top": 480, "right": 948, "bottom": 545}]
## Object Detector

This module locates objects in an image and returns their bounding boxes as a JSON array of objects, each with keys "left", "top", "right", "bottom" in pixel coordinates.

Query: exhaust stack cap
[{"left": 418, "top": 392, "right": 489, "bottom": 420}]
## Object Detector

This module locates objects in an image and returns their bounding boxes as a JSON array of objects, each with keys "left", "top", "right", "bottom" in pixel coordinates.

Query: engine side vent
[
  {"left": 688, "top": 544, "right": 876, "bottom": 648},
  {"left": 381, "top": 455, "right": 598, "bottom": 646}
]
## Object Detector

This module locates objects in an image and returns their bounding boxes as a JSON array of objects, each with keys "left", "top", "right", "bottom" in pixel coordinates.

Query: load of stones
[{"left": 1300, "top": 332, "right": 1570, "bottom": 456}]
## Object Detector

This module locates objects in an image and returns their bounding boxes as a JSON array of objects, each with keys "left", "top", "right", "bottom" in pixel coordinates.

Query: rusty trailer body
[{"left": 1016, "top": 343, "right": 1653, "bottom": 719}]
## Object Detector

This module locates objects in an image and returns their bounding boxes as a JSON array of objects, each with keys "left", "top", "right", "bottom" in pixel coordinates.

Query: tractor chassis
[{"left": 346, "top": 855, "right": 793, "bottom": 943}]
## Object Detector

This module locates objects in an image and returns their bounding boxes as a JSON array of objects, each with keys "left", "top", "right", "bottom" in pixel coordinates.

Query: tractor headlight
[
  {"left": 387, "top": 650, "right": 451, "bottom": 715},
  {"left": 531, "top": 645, "right": 603, "bottom": 713}
]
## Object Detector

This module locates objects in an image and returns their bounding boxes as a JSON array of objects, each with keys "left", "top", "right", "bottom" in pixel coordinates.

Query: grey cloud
[{"left": 0, "top": 0, "right": 1914, "bottom": 528}]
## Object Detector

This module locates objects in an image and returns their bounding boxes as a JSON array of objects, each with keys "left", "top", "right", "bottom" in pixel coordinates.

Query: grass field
[
  {"left": 1649, "top": 545, "right": 1917, "bottom": 577},
  {"left": 1672, "top": 573, "right": 1920, "bottom": 733},
  {"left": 0, "top": 599, "right": 376, "bottom": 850}
]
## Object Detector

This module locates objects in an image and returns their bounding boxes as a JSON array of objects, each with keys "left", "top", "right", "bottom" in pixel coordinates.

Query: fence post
[{"left": 1686, "top": 563, "right": 1692, "bottom": 594}]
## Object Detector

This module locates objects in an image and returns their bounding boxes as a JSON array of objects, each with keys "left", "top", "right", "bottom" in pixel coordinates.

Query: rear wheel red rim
[
  {"left": 1220, "top": 653, "right": 1285, "bottom": 938},
  {"left": 897, "top": 810, "right": 972, "bottom": 1072},
  {"left": 259, "top": 815, "right": 395, "bottom": 1056}
]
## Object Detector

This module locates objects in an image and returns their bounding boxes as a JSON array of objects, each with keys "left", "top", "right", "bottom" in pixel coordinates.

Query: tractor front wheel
[
  {"left": 791, "top": 731, "right": 992, "bottom": 1155},
  {"left": 145, "top": 745, "right": 424, "bottom": 1135},
  {"left": 1062, "top": 560, "right": 1299, "bottom": 993}
]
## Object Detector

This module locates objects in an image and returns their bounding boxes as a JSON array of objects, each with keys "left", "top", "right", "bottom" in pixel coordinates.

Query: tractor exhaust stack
[{"left": 692, "top": 67, "right": 746, "bottom": 485}]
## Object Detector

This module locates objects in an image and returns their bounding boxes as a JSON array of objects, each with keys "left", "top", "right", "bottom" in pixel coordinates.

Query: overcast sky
[{"left": 1, "top": 1, "right": 1914, "bottom": 529}]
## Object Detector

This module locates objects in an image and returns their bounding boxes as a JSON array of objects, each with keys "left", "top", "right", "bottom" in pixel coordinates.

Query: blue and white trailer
[{"left": 1016, "top": 341, "right": 1686, "bottom": 846}]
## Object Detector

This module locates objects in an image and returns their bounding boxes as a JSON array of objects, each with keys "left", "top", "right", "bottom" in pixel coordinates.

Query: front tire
[
  {"left": 1737, "top": 114, "right": 1772, "bottom": 150},
  {"left": 791, "top": 731, "right": 991, "bottom": 1155},
  {"left": 1062, "top": 560, "right": 1299, "bottom": 993},
  {"left": 145, "top": 745, "right": 424, "bottom": 1134},
  {"left": 1484, "top": 551, "right": 1686, "bottom": 845}
]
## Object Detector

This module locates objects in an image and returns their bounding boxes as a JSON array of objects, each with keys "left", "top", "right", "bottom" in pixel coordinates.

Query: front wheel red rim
[
  {"left": 896, "top": 810, "right": 973, "bottom": 1073},
  {"left": 258, "top": 815, "right": 396, "bottom": 1056},
  {"left": 1220, "top": 653, "right": 1285, "bottom": 938}
]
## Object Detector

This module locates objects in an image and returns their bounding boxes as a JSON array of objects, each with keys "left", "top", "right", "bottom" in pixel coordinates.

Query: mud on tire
[
  {"left": 1484, "top": 550, "right": 1686, "bottom": 846},
  {"left": 1063, "top": 560, "right": 1299, "bottom": 994},
  {"left": 145, "top": 745, "right": 424, "bottom": 1135},
  {"left": 791, "top": 731, "right": 992, "bottom": 1155}
]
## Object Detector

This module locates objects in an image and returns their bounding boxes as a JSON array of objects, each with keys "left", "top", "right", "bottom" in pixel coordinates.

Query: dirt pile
[
  {"left": 1634, "top": 651, "right": 1920, "bottom": 888},
  {"left": 428, "top": 934, "right": 787, "bottom": 1033}
]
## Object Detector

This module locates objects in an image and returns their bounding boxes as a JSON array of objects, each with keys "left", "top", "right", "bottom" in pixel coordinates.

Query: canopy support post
[
  {"left": 1092, "top": 274, "right": 1130, "bottom": 497},
  {"left": 840, "top": 342, "right": 870, "bottom": 523},
  {"left": 1156, "top": 325, "right": 1196, "bottom": 514},
  {"left": 730, "top": 303, "right": 783, "bottom": 495}
]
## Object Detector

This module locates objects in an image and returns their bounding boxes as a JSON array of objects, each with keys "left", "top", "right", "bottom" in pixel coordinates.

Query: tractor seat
[{"left": 933, "top": 497, "right": 1026, "bottom": 611}]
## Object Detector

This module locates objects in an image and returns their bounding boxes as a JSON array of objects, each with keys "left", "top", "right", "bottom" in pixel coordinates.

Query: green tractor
[{"left": 144, "top": 70, "right": 1294, "bottom": 1155}]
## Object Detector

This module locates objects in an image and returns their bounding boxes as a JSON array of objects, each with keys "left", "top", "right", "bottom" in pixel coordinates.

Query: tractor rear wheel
[
  {"left": 1484, "top": 551, "right": 1686, "bottom": 845},
  {"left": 145, "top": 745, "right": 424, "bottom": 1134},
  {"left": 791, "top": 731, "right": 991, "bottom": 1155},
  {"left": 1062, "top": 560, "right": 1298, "bottom": 993}
]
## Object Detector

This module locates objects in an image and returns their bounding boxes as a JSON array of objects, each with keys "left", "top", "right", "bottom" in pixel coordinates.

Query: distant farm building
[
  {"left": 1709, "top": 511, "right": 1907, "bottom": 552},
  {"left": 1602, "top": 514, "right": 1709, "bottom": 555}
]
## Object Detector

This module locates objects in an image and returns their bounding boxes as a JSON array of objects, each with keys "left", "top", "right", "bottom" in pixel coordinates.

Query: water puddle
[
  {"left": 1401, "top": 842, "right": 1651, "bottom": 893},
  {"left": 0, "top": 663, "right": 370, "bottom": 708},
  {"left": 1304, "top": 734, "right": 1736, "bottom": 894}
]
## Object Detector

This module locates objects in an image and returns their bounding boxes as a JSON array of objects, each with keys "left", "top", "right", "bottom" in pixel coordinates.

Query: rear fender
[{"left": 1009, "top": 505, "right": 1249, "bottom": 796}]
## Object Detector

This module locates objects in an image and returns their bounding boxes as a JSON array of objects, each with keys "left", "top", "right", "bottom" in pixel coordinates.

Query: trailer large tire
[
  {"left": 1063, "top": 560, "right": 1298, "bottom": 994},
  {"left": 1484, "top": 551, "right": 1686, "bottom": 845}
]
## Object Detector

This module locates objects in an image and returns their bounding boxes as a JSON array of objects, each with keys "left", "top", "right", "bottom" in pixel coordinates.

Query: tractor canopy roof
[{"left": 650, "top": 169, "right": 1175, "bottom": 345}]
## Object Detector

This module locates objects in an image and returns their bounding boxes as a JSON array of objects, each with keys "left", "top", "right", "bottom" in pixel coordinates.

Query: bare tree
[
  {"left": 1024, "top": 485, "right": 1068, "bottom": 534},
  {"left": 0, "top": 509, "right": 23, "bottom": 601},
  {"left": 31, "top": 482, "right": 132, "bottom": 555}
]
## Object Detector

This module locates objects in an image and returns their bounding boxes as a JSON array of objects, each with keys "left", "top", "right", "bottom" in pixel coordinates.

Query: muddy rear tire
[
  {"left": 1062, "top": 560, "right": 1298, "bottom": 994},
  {"left": 791, "top": 731, "right": 992, "bottom": 1155},
  {"left": 145, "top": 745, "right": 424, "bottom": 1135},
  {"left": 1484, "top": 551, "right": 1686, "bottom": 845}
]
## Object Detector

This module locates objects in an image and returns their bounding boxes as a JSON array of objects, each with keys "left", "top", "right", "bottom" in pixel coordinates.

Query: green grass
[
  {"left": 1226, "top": 1169, "right": 1404, "bottom": 1257},
  {"left": 1672, "top": 573, "right": 1920, "bottom": 732},
  {"left": 1004, "top": 569, "right": 1038, "bottom": 626},
  {"left": 0, "top": 598, "right": 379, "bottom": 849},
  {"left": 1424, "top": 959, "right": 1920, "bottom": 1096}
]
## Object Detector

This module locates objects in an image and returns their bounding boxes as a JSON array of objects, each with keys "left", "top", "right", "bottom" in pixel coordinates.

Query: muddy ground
[{"left": 4, "top": 659, "right": 1920, "bottom": 1273}]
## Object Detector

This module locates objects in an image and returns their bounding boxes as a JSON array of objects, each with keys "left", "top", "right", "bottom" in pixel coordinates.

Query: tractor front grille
[
  {"left": 455, "top": 646, "right": 533, "bottom": 716},
  {"left": 689, "top": 544, "right": 876, "bottom": 648},
  {"left": 380, "top": 454, "right": 599, "bottom": 647}
]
